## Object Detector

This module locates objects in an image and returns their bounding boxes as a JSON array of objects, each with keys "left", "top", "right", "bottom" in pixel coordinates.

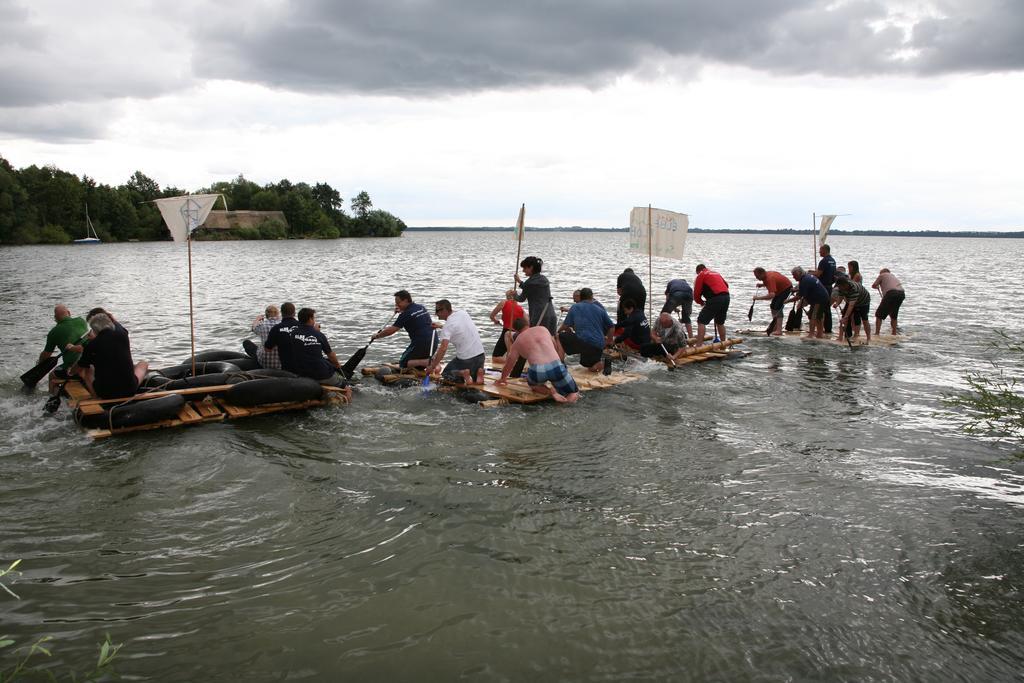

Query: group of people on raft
[{"left": 37, "top": 245, "right": 906, "bottom": 409}]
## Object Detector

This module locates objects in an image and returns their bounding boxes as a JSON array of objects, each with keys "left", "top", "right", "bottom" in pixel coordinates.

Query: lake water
[{"left": 1, "top": 232, "right": 1023, "bottom": 681}]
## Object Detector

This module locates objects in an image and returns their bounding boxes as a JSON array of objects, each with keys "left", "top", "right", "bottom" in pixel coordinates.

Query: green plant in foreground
[
  {"left": 1, "top": 560, "right": 123, "bottom": 681},
  {"left": 944, "top": 331, "right": 1024, "bottom": 459}
]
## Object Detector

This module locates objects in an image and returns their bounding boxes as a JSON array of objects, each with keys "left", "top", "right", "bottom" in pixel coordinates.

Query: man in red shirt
[
  {"left": 692, "top": 264, "right": 730, "bottom": 344},
  {"left": 488, "top": 289, "right": 525, "bottom": 362},
  {"left": 752, "top": 267, "right": 794, "bottom": 336}
]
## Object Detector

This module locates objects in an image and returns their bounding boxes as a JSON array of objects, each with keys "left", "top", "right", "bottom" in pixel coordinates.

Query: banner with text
[{"left": 629, "top": 207, "right": 689, "bottom": 260}]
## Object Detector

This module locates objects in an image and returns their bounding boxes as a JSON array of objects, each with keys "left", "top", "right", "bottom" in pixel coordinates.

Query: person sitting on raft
[
  {"left": 265, "top": 302, "right": 299, "bottom": 372},
  {"left": 613, "top": 299, "right": 651, "bottom": 352},
  {"left": 426, "top": 299, "right": 487, "bottom": 384},
  {"left": 39, "top": 303, "right": 89, "bottom": 412},
  {"left": 496, "top": 318, "right": 580, "bottom": 403},
  {"left": 72, "top": 313, "right": 148, "bottom": 400},
  {"left": 488, "top": 289, "right": 524, "bottom": 363},
  {"left": 244, "top": 305, "right": 281, "bottom": 369},
  {"left": 558, "top": 287, "right": 614, "bottom": 373},
  {"left": 287, "top": 307, "right": 348, "bottom": 390},
  {"left": 641, "top": 312, "right": 687, "bottom": 358},
  {"left": 373, "top": 290, "right": 436, "bottom": 369}
]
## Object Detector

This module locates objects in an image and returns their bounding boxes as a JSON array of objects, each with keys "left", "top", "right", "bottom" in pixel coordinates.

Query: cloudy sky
[{"left": 1, "top": 0, "right": 1021, "bottom": 229}]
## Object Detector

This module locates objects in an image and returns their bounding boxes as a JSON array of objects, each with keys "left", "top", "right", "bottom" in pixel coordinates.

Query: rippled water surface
[{"left": 1, "top": 232, "right": 1023, "bottom": 681}]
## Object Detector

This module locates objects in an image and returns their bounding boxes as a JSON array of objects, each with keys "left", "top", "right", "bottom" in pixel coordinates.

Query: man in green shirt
[{"left": 40, "top": 303, "right": 88, "bottom": 412}]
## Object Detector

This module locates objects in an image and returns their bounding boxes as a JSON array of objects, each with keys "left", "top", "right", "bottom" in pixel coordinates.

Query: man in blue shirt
[
  {"left": 558, "top": 287, "right": 614, "bottom": 373},
  {"left": 373, "top": 290, "right": 436, "bottom": 369},
  {"left": 287, "top": 307, "right": 345, "bottom": 386},
  {"left": 816, "top": 244, "right": 837, "bottom": 334},
  {"left": 787, "top": 266, "right": 830, "bottom": 339}
]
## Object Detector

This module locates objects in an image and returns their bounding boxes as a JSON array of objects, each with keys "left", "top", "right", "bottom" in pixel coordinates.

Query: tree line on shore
[{"left": 0, "top": 156, "right": 406, "bottom": 244}]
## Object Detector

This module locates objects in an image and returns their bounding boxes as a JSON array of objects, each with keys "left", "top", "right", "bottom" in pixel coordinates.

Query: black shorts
[
  {"left": 770, "top": 287, "right": 792, "bottom": 315},
  {"left": 875, "top": 290, "right": 905, "bottom": 320},
  {"left": 399, "top": 337, "right": 435, "bottom": 367},
  {"left": 697, "top": 293, "right": 730, "bottom": 325},
  {"left": 558, "top": 330, "right": 604, "bottom": 367},
  {"left": 661, "top": 293, "right": 692, "bottom": 324},
  {"left": 640, "top": 341, "right": 678, "bottom": 358},
  {"left": 852, "top": 304, "right": 870, "bottom": 325},
  {"left": 54, "top": 367, "right": 71, "bottom": 380}
]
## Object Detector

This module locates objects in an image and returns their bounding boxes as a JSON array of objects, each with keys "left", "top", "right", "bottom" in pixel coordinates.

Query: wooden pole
[
  {"left": 647, "top": 204, "right": 653, "bottom": 322},
  {"left": 513, "top": 203, "right": 525, "bottom": 289},
  {"left": 187, "top": 233, "right": 196, "bottom": 377},
  {"left": 812, "top": 212, "right": 817, "bottom": 268}
]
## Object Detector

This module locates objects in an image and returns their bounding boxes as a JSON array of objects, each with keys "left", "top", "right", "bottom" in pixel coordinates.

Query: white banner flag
[
  {"left": 818, "top": 214, "right": 837, "bottom": 244},
  {"left": 629, "top": 207, "right": 688, "bottom": 260},
  {"left": 155, "top": 194, "right": 222, "bottom": 242},
  {"left": 513, "top": 203, "right": 525, "bottom": 241}
]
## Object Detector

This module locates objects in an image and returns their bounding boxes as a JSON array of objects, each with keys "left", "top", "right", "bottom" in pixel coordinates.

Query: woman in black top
[{"left": 514, "top": 256, "right": 557, "bottom": 334}]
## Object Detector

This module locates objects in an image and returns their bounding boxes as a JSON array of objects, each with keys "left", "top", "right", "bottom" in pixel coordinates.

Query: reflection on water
[{"left": 1, "top": 233, "right": 1023, "bottom": 680}]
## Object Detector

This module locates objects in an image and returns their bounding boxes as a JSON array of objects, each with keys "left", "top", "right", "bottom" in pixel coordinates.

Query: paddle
[
  {"left": 747, "top": 296, "right": 756, "bottom": 321},
  {"left": 21, "top": 334, "right": 87, "bottom": 387},
  {"left": 339, "top": 312, "right": 396, "bottom": 379}
]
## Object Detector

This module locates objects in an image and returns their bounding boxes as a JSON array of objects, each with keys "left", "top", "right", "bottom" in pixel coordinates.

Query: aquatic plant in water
[
  {"left": 944, "top": 331, "right": 1024, "bottom": 459},
  {"left": 0, "top": 560, "right": 123, "bottom": 681}
]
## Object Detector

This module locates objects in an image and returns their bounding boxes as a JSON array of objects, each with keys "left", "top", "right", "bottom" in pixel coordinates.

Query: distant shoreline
[{"left": 406, "top": 227, "right": 1024, "bottom": 238}]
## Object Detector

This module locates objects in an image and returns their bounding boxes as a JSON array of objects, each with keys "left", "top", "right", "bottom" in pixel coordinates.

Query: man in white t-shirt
[{"left": 425, "top": 299, "right": 487, "bottom": 384}]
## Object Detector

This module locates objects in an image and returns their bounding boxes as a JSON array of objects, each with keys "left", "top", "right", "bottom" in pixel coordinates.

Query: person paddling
[{"left": 373, "top": 290, "right": 436, "bottom": 369}]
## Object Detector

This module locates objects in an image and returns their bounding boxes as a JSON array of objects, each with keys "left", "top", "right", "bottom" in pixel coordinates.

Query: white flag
[
  {"left": 818, "top": 214, "right": 837, "bottom": 244},
  {"left": 629, "top": 207, "right": 688, "bottom": 260},
  {"left": 513, "top": 203, "right": 525, "bottom": 241},
  {"left": 155, "top": 194, "right": 222, "bottom": 242}
]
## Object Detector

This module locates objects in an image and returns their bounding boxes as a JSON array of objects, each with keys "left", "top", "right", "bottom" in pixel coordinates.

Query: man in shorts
[
  {"left": 373, "top": 290, "right": 436, "bottom": 369},
  {"left": 871, "top": 268, "right": 906, "bottom": 335},
  {"left": 558, "top": 287, "right": 614, "bottom": 373},
  {"left": 752, "top": 267, "right": 793, "bottom": 336},
  {"left": 692, "top": 264, "right": 730, "bottom": 344},
  {"left": 427, "top": 299, "right": 487, "bottom": 384},
  {"left": 787, "top": 266, "right": 830, "bottom": 339},
  {"left": 497, "top": 319, "right": 579, "bottom": 403}
]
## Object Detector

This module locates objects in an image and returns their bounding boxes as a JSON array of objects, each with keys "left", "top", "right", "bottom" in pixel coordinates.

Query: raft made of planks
[
  {"left": 608, "top": 338, "right": 747, "bottom": 368},
  {"left": 362, "top": 363, "right": 644, "bottom": 407},
  {"left": 63, "top": 379, "right": 350, "bottom": 439},
  {"left": 735, "top": 330, "right": 908, "bottom": 347}
]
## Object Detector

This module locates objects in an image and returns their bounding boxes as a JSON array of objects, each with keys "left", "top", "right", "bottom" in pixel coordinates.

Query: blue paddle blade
[{"left": 421, "top": 373, "right": 433, "bottom": 393}]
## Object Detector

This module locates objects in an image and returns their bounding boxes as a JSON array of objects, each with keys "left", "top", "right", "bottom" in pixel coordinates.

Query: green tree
[
  {"left": 312, "top": 182, "right": 343, "bottom": 214},
  {"left": 350, "top": 190, "right": 372, "bottom": 219},
  {"left": 125, "top": 170, "right": 160, "bottom": 202},
  {"left": 0, "top": 157, "right": 30, "bottom": 243}
]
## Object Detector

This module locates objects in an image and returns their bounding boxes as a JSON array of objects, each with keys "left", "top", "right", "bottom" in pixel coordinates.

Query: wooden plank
[
  {"left": 193, "top": 401, "right": 224, "bottom": 419},
  {"left": 73, "top": 384, "right": 236, "bottom": 410},
  {"left": 177, "top": 404, "right": 204, "bottom": 424}
]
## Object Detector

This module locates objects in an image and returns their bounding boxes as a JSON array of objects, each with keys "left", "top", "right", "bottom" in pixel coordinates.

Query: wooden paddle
[
  {"left": 339, "top": 312, "right": 396, "bottom": 379},
  {"left": 21, "top": 334, "right": 87, "bottom": 387}
]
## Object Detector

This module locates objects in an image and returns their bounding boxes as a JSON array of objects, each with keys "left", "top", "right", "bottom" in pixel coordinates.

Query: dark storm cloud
[{"left": 194, "top": 0, "right": 1024, "bottom": 95}]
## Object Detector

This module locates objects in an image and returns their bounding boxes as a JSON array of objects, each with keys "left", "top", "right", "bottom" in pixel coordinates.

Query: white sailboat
[{"left": 74, "top": 205, "right": 101, "bottom": 244}]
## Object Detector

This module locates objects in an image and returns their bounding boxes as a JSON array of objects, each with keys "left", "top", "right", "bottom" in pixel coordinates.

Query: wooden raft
[
  {"left": 608, "top": 338, "right": 747, "bottom": 368},
  {"left": 361, "top": 363, "right": 644, "bottom": 407},
  {"left": 63, "top": 380, "right": 350, "bottom": 439}
]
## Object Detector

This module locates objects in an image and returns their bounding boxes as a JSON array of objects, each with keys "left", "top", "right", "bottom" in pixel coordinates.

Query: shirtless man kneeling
[{"left": 496, "top": 319, "right": 580, "bottom": 403}]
